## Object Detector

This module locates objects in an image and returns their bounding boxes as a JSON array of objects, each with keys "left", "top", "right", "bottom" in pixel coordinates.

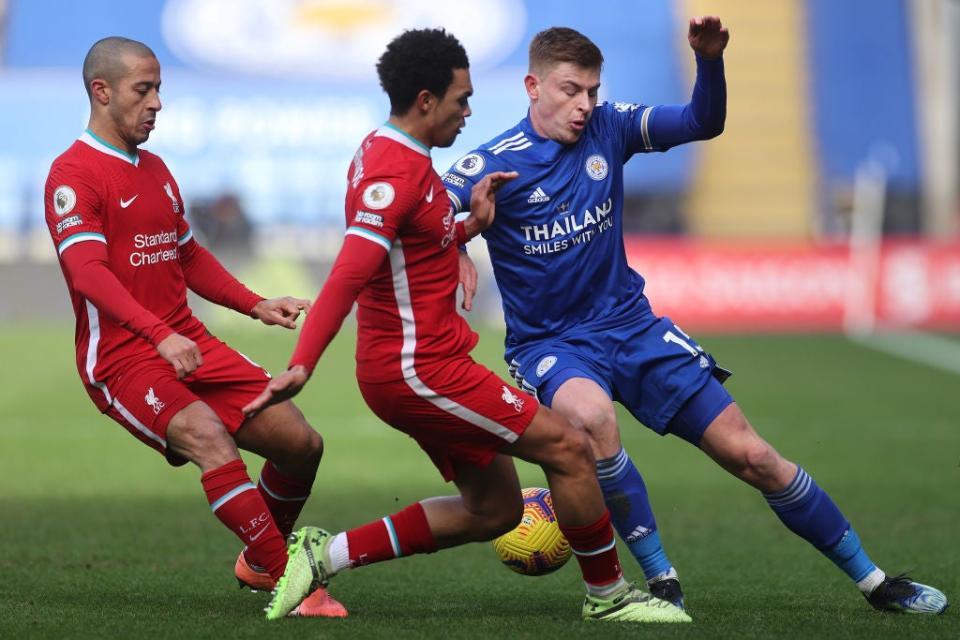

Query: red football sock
[
  {"left": 346, "top": 502, "right": 437, "bottom": 567},
  {"left": 201, "top": 459, "right": 288, "bottom": 581},
  {"left": 257, "top": 461, "right": 313, "bottom": 538},
  {"left": 560, "top": 510, "right": 624, "bottom": 590}
]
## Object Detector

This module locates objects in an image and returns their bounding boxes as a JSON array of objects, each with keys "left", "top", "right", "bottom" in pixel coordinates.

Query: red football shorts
[
  {"left": 358, "top": 356, "right": 539, "bottom": 481},
  {"left": 90, "top": 332, "right": 270, "bottom": 465}
]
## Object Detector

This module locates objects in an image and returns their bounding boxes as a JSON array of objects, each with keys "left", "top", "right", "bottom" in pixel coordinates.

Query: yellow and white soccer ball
[{"left": 493, "top": 487, "right": 572, "bottom": 576}]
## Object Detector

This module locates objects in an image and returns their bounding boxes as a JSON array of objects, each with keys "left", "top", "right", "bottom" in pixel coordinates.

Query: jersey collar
[
  {"left": 79, "top": 129, "right": 140, "bottom": 166},
  {"left": 375, "top": 123, "right": 431, "bottom": 157}
]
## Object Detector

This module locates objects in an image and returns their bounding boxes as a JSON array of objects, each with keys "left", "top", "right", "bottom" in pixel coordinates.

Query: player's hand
[
  {"left": 464, "top": 171, "right": 519, "bottom": 239},
  {"left": 251, "top": 296, "right": 312, "bottom": 329},
  {"left": 688, "top": 16, "right": 729, "bottom": 59},
  {"left": 157, "top": 333, "right": 202, "bottom": 379},
  {"left": 242, "top": 365, "right": 310, "bottom": 417},
  {"left": 459, "top": 251, "right": 478, "bottom": 311}
]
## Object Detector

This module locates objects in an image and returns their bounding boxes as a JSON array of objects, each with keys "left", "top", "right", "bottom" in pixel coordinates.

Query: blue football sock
[
  {"left": 596, "top": 448, "right": 671, "bottom": 580},
  {"left": 764, "top": 467, "right": 877, "bottom": 583}
]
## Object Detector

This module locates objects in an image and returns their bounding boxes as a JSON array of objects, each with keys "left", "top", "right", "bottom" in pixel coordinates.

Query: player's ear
[
  {"left": 524, "top": 73, "right": 539, "bottom": 101},
  {"left": 415, "top": 89, "right": 435, "bottom": 115},
  {"left": 89, "top": 78, "right": 111, "bottom": 106}
]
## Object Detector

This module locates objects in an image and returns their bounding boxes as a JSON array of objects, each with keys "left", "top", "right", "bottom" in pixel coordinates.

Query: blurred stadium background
[{"left": 0, "top": 0, "right": 958, "bottom": 345}]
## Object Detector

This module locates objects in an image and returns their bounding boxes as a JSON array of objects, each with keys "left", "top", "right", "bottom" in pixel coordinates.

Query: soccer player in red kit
[
  {"left": 244, "top": 29, "right": 690, "bottom": 624},
  {"left": 44, "top": 36, "right": 345, "bottom": 617}
]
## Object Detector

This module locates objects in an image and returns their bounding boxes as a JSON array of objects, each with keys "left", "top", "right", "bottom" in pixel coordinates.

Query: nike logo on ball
[{"left": 120, "top": 195, "right": 139, "bottom": 208}]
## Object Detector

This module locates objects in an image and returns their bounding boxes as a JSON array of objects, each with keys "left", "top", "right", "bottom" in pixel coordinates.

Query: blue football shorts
[{"left": 506, "top": 300, "right": 733, "bottom": 445}]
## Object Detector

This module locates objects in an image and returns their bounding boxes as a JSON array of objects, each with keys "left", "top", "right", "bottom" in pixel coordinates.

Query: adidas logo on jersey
[{"left": 527, "top": 187, "right": 550, "bottom": 204}]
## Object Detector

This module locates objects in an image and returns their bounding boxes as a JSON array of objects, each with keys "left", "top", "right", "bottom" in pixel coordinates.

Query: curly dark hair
[{"left": 376, "top": 28, "right": 469, "bottom": 116}]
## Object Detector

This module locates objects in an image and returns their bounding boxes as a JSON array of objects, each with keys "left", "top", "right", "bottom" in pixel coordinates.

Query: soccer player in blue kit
[{"left": 443, "top": 17, "right": 947, "bottom": 616}]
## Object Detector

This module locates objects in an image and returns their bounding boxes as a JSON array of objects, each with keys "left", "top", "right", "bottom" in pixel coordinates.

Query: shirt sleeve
[
  {"left": 178, "top": 237, "right": 264, "bottom": 315},
  {"left": 59, "top": 240, "right": 175, "bottom": 347},
  {"left": 45, "top": 160, "right": 108, "bottom": 256},
  {"left": 345, "top": 172, "right": 420, "bottom": 251},
  {"left": 614, "top": 54, "right": 726, "bottom": 157},
  {"left": 290, "top": 169, "right": 422, "bottom": 373},
  {"left": 440, "top": 150, "right": 493, "bottom": 215}
]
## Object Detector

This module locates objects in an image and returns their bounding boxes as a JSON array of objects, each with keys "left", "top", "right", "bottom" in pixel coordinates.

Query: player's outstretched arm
[
  {"left": 178, "top": 238, "right": 266, "bottom": 315},
  {"left": 688, "top": 15, "right": 729, "bottom": 59},
  {"left": 243, "top": 234, "right": 388, "bottom": 416},
  {"left": 460, "top": 171, "right": 518, "bottom": 240},
  {"left": 634, "top": 16, "right": 727, "bottom": 152},
  {"left": 251, "top": 297, "right": 312, "bottom": 329},
  {"left": 242, "top": 365, "right": 309, "bottom": 416}
]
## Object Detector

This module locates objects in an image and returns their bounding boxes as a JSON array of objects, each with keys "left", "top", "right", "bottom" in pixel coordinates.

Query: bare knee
[
  {"left": 471, "top": 493, "right": 524, "bottom": 541},
  {"left": 551, "top": 379, "right": 620, "bottom": 457},
  {"left": 304, "top": 427, "right": 323, "bottom": 465},
  {"left": 166, "top": 402, "right": 239, "bottom": 472},
  {"left": 485, "top": 497, "right": 524, "bottom": 540},
  {"left": 240, "top": 402, "right": 324, "bottom": 477},
  {"left": 541, "top": 423, "right": 596, "bottom": 479},
  {"left": 740, "top": 439, "right": 780, "bottom": 479},
  {"left": 293, "top": 421, "right": 323, "bottom": 471}
]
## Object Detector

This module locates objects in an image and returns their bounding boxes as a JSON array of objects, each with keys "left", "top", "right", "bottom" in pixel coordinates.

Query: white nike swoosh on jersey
[
  {"left": 425, "top": 186, "right": 434, "bottom": 203},
  {"left": 248, "top": 526, "right": 269, "bottom": 542},
  {"left": 120, "top": 195, "right": 139, "bottom": 208}
]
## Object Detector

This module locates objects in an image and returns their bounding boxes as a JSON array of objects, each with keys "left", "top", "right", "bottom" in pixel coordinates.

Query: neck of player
[
  {"left": 386, "top": 115, "right": 433, "bottom": 150},
  {"left": 87, "top": 119, "right": 138, "bottom": 155}
]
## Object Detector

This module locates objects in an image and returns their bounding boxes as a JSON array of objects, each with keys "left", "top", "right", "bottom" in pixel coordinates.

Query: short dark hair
[
  {"left": 376, "top": 28, "right": 469, "bottom": 116},
  {"left": 529, "top": 27, "right": 603, "bottom": 75},
  {"left": 83, "top": 36, "right": 156, "bottom": 97}
]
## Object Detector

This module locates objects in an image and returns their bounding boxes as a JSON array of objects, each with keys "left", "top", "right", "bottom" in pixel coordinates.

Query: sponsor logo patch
[
  {"left": 441, "top": 172, "right": 465, "bottom": 188},
  {"left": 585, "top": 154, "right": 608, "bottom": 181},
  {"left": 362, "top": 182, "right": 395, "bottom": 210},
  {"left": 453, "top": 153, "right": 485, "bottom": 177},
  {"left": 53, "top": 185, "right": 76, "bottom": 216},
  {"left": 56, "top": 215, "right": 83, "bottom": 234},
  {"left": 354, "top": 210, "right": 384, "bottom": 227}
]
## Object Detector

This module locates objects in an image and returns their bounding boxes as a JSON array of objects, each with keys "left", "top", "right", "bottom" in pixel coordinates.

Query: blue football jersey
[
  {"left": 444, "top": 101, "right": 667, "bottom": 348},
  {"left": 443, "top": 58, "right": 725, "bottom": 355},
  {"left": 442, "top": 57, "right": 726, "bottom": 359}
]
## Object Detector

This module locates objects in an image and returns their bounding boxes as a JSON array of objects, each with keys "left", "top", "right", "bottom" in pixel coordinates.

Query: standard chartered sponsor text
[{"left": 131, "top": 229, "right": 179, "bottom": 266}]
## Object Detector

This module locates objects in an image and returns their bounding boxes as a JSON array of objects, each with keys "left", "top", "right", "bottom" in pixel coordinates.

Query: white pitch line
[{"left": 848, "top": 331, "right": 960, "bottom": 377}]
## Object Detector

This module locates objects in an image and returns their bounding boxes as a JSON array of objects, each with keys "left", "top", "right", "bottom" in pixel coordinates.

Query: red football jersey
[
  {"left": 44, "top": 131, "right": 207, "bottom": 403},
  {"left": 345, "top": 125, "right": 478, "bottom": 382}
]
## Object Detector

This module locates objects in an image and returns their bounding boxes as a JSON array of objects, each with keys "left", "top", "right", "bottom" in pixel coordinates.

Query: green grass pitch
[{"left": 1, "top": 324, "right": 957, "bottom": 638}]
